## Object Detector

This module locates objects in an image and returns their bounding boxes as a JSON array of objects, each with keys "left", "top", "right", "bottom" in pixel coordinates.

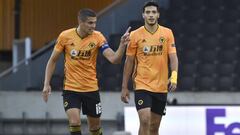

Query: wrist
[
  {"left": 119, "top": 43, "right": 125, "bottom": 48},
  {"left": 122, "top": 85, "right": 128, "bottom": 89},
  {"left": 170, "top": 71, "right": 178, "bottom": 84},
  {"left": 44, "top": 82, "right": 50, "bottom": 86}
]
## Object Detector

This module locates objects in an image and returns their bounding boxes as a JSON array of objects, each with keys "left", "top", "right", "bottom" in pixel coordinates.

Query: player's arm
[
  {"left": 168, "top": 53, "right": 178, "bottom": 92},
  {"left": 121, "top": 55, "right": 135, "bottom": 103},
  {"left": 42, "top": 50, "right": 62, "bottom": 102},
  {"left": 103, "top": 27, "right": 131, "bottom": 64},
  {"left": 102, "top": 45, "right": 125, "bottom": 64}
]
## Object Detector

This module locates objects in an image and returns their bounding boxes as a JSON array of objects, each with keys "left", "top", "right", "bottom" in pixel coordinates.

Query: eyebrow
[{"left": 145, "top": 10, "right": 157, "bottom": 12}]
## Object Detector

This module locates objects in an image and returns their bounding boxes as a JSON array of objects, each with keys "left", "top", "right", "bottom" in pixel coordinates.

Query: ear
[{"left": 142, "top": 13, "right": 145, "bottom": 19}]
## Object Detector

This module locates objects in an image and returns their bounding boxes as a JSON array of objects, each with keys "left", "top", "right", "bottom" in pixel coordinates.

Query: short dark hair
[
  {"left": 78, "top": 8, "right": 96, "bottom": 21},
  {"left": 142, "top": 1, "right": 160, "bottom": 13}
]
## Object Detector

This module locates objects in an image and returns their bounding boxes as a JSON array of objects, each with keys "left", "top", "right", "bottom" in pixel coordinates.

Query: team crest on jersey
[
  {"left": 143, "top": 46, "right": 151, "bottom": 54},
  {"left": 159, "top": 37, "right": 165, "bottom": 44},
  {"left": 70, "top": 49, "right": 78, "bottom": 57},
  {"left": 88, "top": 42, "right": 96, "bottom": 49}
]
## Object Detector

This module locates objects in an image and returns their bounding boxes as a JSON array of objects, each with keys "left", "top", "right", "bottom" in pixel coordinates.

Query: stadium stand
[{"left": 165, "top": 0, "right": 240, "bottom": 91}]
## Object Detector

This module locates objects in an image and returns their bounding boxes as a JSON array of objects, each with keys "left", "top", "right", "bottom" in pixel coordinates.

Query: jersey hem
[
  {"left": 64, "top": 89, "right": 99, "bottom": 93},
  {"left": 135, "top": 87, "right": 168, "bottom": 93}
]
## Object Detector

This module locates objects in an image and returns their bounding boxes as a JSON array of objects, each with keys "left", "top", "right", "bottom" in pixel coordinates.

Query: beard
[
  {"left": 85, "top": 28, "right": 94, "bottom": 35},
  {"left": 88, "top": 30, "right": 93, "bottom": 34},
  {"left": 146, "top": 20, "right": 157, "bottom": 26}
]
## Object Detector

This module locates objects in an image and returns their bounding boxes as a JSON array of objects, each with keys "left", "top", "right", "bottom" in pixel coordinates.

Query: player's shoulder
[
  {"left": 130, "top": 26, "right": 145, "bottom": 36},
  {"left": 159, "top": 25, "right": 173, "bottom": 32},
  {"left": 59, "top": 28, "right": 75, "bottom": 38},
  {"left": 92, "top": 30, "right": 104, "bottom": 37}
]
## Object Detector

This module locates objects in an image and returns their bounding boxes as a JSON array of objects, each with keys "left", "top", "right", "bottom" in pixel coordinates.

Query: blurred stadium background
[{"left": 0, "top": 0, "right": 240, "bottom": 135}]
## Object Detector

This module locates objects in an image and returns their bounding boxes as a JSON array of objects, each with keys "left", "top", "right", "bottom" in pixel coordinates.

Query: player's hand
[
  {"left": 120, "top": 26, "right": 131, "bottom": 45},
  {"left": 121, "top": 88, "right": 130, "bottom": 103},
  {"left": 168, "top": 71, "right": 177, "bottom": 92},
  {"left": 168, "top": 80, "right": 177, "bottom": 92},
  {"left": 42, "top": 85, "right": 51, "bottom": 103}
]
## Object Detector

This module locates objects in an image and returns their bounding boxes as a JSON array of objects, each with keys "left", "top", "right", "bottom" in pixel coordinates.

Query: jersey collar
[{"left": 144, "top": 24, "right": 160, "bottom": 35}]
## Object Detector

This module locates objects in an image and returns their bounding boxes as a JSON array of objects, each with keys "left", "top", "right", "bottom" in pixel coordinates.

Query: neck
[
  {"left": 144, "top": 23, "right": 158, "bottom": 33},
  {"left": 77, "top": 26, "right": 87, "bottom": 38}
]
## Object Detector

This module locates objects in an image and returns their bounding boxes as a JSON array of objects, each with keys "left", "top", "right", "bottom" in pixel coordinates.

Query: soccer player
[
  {"left": 42, "top": 8, "right": 130, "bottom": 135},
  {"left": 121, "top": 1, "right": 178, "bottom": 135}
]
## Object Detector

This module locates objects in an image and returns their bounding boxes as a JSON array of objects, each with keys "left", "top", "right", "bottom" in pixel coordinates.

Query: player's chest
[
  {"left": 65, "top": 39, "right": 98, "bottom": 60},
  {"left": 137, "top": 34, "right": 168, "bottom": 56}
]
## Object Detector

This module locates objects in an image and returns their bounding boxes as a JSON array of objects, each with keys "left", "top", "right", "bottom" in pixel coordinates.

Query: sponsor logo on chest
[
  {"left": 70, "top": 42, "right": 96, "bottom": 60},
  {"left": 142, "top": 37, "right": 165, "bottom": 56}
]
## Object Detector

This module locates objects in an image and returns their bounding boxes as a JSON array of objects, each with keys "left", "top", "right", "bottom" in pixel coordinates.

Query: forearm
[
  {"left": 169, "top": 54, "right": 178, "bottom": 84},
  {"left": 122, "top": 57, "right": 134, "bottom": 89},
  {"left": 113, "top": 43, "right": 126, "bottom": 64},
  {"left": 170, "top": 55, "right": 178, "bottom": 72},
  {"left": 44, "top": 60, "right": 56, "bottom": 85}
]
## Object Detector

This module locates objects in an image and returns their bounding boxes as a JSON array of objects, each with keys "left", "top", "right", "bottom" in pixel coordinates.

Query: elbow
[
  {"left": 109, "top": 56, "right": 121, "bottom": 64},
  {"left": 48, "top": 59, "right": 55, "bottom": 65},
  {"left": 110, "top": 59, "right": 121, "bottom": 64},
  {"left": 47, "top": 58, "right": 57, "bottom": 67},
  {"left": 115, "top": 61, "right": 121, "bottom": 64}
]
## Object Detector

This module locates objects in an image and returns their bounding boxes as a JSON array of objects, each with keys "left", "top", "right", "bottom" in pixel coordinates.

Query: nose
[{"left": 150, "top": 12, "right": 154, "bottom": 17}]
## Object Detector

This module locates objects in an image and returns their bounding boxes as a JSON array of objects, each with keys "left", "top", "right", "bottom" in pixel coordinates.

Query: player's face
[
  {"left": 80, "top": 17, "right": 97, "bottom": 35},
  {"left": 142, "top": 6, "right": 159, "bottom": 26}
]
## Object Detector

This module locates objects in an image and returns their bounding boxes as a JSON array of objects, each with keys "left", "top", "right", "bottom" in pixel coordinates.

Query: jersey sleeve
[
  {"left": 54, "top": 33, "right": 65, "bottom": 52},
  {"left": 126, "top": 32, "right": 137, "bottom": 56},
  {"left": 97, "top": 32, "right": 109, "bottom": 53},
  {"left": 167, "top": 30, "right": 177, "bottom": 54},
  {"left": 97, "top": 32, "right": 108, "bottom": 47}
]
